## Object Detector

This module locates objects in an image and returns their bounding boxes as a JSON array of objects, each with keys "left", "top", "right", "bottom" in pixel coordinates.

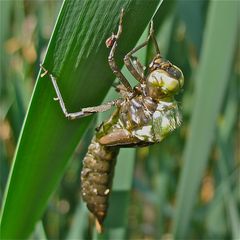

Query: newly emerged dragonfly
[{"left": 40, "top": 9, "right": 184, "bottom": 233}]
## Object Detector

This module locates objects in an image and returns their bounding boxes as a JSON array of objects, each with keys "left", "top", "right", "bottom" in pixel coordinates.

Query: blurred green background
[{"left": 0, "top": 0, "right": 239, "bottom": 239}]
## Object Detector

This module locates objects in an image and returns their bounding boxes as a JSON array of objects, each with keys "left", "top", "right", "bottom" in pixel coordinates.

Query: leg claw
[{"left": 40, "top": 64, "right": 48, "bottom": 77}]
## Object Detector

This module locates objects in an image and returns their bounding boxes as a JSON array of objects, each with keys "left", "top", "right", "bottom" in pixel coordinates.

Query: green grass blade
[
  {"left": 172, "top": 1, "right": 238, "bottom": 238},
  {"left": 0, "top": 0, "right": 14, "bottom": 119},
  {"left": 217, "top": 74, "right": 240, "bottom": 239},
  {"left": 177, "top": 0, "right": 205, "bottom": 54},
  {"left": 0, "top": 1, "right": 161, "bottom": 238},
  {"left": 31, "top": 222, "right": 47, "bottom": 240},
  {"left": 66, "top": 203, "right": 88, "bottom": 240},
  {"left": 205, "top": 74, "right": 239, "bottom": 238}
]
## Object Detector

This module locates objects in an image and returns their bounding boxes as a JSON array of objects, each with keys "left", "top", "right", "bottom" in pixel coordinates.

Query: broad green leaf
[
  {"left": 172, "top": 1, "right": 238, "bottom": 238},
  {"left": 0, "top": 1, "right": 162, "bottom": 238}
]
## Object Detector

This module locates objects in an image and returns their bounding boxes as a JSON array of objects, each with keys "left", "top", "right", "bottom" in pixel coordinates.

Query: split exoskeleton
[{"left": 40, "top": 9, "right": 184, "bottom": 233}]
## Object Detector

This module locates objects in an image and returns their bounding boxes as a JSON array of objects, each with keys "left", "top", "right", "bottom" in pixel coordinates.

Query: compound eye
[
  {"left": 149, "top": 71, "right": 162, "bottom": 86},
  {"left": 166, "top": 65, "right": 184, "bottom": 88},
  {"left": 179, "top": 73, "right": 184, "bottom": 88},
  {"left": 161, "top": 75, "right": 180, "bottom": 92},
  {"left": 175, "top": 67, "right": 184, "bottom": 88}
]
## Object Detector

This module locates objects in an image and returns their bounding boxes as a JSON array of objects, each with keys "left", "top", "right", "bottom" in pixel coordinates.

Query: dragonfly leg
[
  {"left": 107, "top": 9, "right": 133, "bottom": 93},
  {"left": 64, "top": 102, "right": 117, "bottom": 120},
  {"left": 124, "top": 21, "right": 160, "bottom": 84},
  {"left": 40, "top": 65, "right": 119, "bottom": 120},
  {"left": 149, "top": 20, "right": 161, "bottom": 55}
]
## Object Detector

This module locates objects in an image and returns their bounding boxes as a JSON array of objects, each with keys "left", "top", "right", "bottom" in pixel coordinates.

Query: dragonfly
[{"left": 40, "top": 9, "right": 184, "bottom": 233}]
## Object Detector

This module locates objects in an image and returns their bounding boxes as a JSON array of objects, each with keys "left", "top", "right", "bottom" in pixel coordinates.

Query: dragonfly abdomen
[{"left": 81, "top": 136, "right": 119, "bottom": 231}]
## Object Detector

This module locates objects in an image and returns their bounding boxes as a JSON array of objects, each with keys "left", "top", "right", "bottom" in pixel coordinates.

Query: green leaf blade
[
  {"left": 0, "top": 1, "right": 161, "bottom": 238},
  {"left": 172, "top": 1, "right": 239, "bottom": 238}
]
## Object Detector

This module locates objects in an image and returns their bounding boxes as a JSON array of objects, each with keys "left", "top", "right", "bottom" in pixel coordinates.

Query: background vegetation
[{"left": 0, "top": 0, "right": 239, "bottom": 239}]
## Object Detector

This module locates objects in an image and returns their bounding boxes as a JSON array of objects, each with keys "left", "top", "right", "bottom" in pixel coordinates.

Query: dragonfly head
[{"left": 146, "top": 55, "right": 184, "bottom": 100}]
